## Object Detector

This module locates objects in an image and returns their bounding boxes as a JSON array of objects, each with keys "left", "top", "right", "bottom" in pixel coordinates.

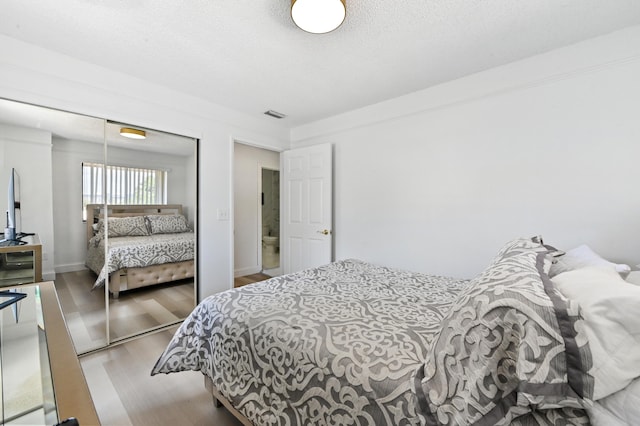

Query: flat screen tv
[{"left": 1, "top": 168, "right": 24, "bottom": 246}]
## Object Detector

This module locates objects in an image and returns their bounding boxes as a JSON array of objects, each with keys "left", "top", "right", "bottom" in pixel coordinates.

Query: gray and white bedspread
[
  {"left": 152, "top": 239, "right": 595, "bottom": 425},
  {"left": 152, "top": 259, "right": 469, "bottom": 424},
  {"left": 86, "top": 232, "right": 194, "bottom": 289}
]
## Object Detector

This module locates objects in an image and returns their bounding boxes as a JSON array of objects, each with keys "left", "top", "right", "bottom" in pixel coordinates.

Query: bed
[
  {"left": 151, "top": 237, "right": 640, "bottom": 425},
  {"left": 85, "top": 204, "right": 195, "bottom": 298}
]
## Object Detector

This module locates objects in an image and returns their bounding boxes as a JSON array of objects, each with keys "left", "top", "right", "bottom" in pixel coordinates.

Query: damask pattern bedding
[
  {"left": 412, "top": 237, "right": 593, "bottom": 425},
  {"left": 86, "top": 232, "right": 194, "bottom": 289},
  {"left": 152, "top": 239, "right": 594, "bottom": 425},
  {"left": 152, "top": 259, "right": 469, "bottom": 424}
]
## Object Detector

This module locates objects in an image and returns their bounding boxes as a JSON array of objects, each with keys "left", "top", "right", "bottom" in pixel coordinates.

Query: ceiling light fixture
[
  {"left": 291, "top": 0, "right": 346, "bottom": 34},
  {"left": 120, "top": 127, "right": 146, "bottom": 140}
]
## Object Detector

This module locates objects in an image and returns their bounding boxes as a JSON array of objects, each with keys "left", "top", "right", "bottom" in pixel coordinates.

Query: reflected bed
[{"left": 85, "top": 204, "right": 195, "bottom": 297}]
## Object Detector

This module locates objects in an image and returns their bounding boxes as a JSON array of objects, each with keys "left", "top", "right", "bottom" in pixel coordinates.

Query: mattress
[{"left": 86, "top": 232, "right": 194, "bottom": 288}]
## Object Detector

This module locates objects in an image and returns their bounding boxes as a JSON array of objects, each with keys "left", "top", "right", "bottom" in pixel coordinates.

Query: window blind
[{"left": 82, "top": 162, "right": 167, "bottom": 220}]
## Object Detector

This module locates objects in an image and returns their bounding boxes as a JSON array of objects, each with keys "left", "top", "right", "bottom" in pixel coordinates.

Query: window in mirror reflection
[{"left": 82, "top": 162, "right": 168, "bottom": 220}]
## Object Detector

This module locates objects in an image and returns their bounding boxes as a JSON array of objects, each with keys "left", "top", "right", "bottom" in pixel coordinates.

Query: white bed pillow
[
  {"left": 588, "top": 377, "right": 640, "bottom": 426},
  {"left": 549, "top": 244, "right": 631, "bottom": 278},
  {"left": 552, "top": 266, "right": 640, "bottom": 400}
]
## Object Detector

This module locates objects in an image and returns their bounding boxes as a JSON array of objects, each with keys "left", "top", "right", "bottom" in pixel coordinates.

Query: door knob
[{"left": 318, "top": 229, "right": 331, "bottom": 235}]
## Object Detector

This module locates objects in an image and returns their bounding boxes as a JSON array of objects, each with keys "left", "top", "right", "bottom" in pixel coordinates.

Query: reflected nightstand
[{"left": 0, "top": 234, "right": 42, "bottom": 287}]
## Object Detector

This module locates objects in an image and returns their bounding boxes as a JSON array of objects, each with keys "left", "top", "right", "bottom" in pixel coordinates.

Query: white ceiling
[{"left": 2, "top": 0, "right": 640, "bottom": 128}]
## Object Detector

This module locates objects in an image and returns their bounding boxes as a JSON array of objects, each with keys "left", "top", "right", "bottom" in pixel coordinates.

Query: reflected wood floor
[
  {"left": 79, "top": 326, "right": 242, "bottom": 426},
  {"left": 55, "top": 270, "right": 195, "bottom": 353}
]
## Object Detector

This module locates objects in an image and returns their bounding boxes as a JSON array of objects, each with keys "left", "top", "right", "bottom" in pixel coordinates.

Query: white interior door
[{"left": 282, "top": 143, "right": 333, "bottom": 274}]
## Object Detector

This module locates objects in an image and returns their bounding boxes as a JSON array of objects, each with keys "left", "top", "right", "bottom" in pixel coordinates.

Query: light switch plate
[{"left": 217, "top": 208, "right": 230, "bottom": 221}]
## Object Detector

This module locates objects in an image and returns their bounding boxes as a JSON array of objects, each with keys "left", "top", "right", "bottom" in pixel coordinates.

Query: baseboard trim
[
  {"left": 262, "top": 267, "right": 282, "bottom": 277},
  {"left": 234, "top": 265, "right": 261, "bottom": 277},
  {"left": 55, "top": 263, "right": 88, "bottom": 274}
]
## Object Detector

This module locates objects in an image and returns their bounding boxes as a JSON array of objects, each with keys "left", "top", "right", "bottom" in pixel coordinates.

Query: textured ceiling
[{"left": 1, "top": 0, "right": 640, "bottom": 127}]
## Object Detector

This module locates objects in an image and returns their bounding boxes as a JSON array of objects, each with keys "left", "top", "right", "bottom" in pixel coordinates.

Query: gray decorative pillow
[
  {"left": 145, "top": 214, "right": 190, "bottom": 234},
  {"left": 412, "top": 237, "right": 594, "bottom": 426},
  {"left": 98, "top": 216, "right": 150, "bottom": 237}
]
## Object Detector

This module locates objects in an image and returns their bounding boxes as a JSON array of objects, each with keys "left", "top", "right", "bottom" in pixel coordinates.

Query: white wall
[
  {"left": 233, "top": 143, "right": 280, "bottom": 276},
  {"left": 0, "top": 124, "right": 56, "bottom": 279},
  {"left": 0, "top": 35, "right": 289, "bottom": 299},
  {"left": 51, "top": 139, "right": 101, "bottom": 273},
  {"left": 291, "top": 26, "right": 640, "bottom": 279}
]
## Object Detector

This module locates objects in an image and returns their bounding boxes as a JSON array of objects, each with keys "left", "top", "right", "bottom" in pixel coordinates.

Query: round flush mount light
[
  {"left": 120, "top": 127, "right": 146, "bottom": 140},
  {"left": 291, "top": 0, "right": 346, "bottom": 34}
]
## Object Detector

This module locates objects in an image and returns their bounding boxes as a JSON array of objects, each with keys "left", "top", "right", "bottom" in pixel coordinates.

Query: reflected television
[{"left": 1, "top": 168, "right": 24, "bottom": 246}]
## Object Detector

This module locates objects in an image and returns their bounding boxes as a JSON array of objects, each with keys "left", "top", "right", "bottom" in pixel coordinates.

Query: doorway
[
  {"left": 233, "top": 143, "right": 281, "bottom": 279},
  {"left": 261, "top": 167, "right": 280, "bottom": 275}
]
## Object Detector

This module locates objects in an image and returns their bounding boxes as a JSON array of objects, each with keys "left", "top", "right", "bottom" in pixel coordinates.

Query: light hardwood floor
[
  {"left": 78, "top": 273, "right": 274, "bottom": 425},
  {"left": 234, "top": 272, "right": 271, "bottom": 288},
  {"left": 79, "top": 326, "right": 243, "bottom": 426}
]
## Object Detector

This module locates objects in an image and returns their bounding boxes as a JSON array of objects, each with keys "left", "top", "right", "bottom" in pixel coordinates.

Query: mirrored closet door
[
  {"left": 0, "top": 98, "right": 198, "bottom": 354},
  {"left": 102, "top": 121, "right": 197, "bottom": 343},
  {"left": 0, "top": 98, "right": 109, "bottom": 353}
]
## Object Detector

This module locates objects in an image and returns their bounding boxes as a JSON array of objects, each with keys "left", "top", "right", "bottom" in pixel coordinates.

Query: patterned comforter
[
  {"left": 152, "top": 240, "right": 594, "bottom": 425},
  {"left": 152, "top": 259, "right": 469, "bottom": 424},
  {"left": 86, "top": 232, "right": 194, "bottom": 289}
]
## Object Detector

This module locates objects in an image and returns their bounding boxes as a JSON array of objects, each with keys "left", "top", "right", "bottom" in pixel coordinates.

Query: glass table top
[{"left": 0, "top": 284, "right": 57, "bottom": 425}]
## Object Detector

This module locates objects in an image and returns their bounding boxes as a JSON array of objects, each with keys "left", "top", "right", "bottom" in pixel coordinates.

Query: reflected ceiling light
[
  {"left": 120, "top": 127, "right": 146, "bottom": 140},
  {"left": 291, "top": 0, "right": 346, "bottom": 34}
]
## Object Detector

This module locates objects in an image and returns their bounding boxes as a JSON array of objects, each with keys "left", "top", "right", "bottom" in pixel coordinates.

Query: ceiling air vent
[{"left": 264, "top": 110, "right": 286, "bottom": 119}]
